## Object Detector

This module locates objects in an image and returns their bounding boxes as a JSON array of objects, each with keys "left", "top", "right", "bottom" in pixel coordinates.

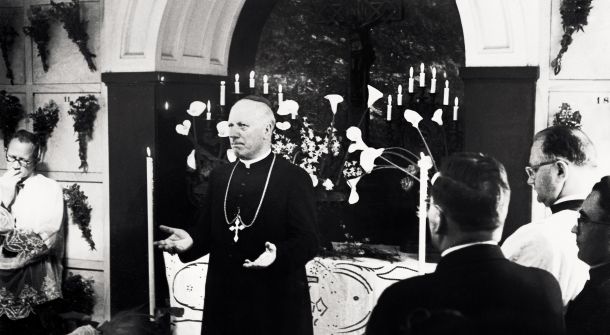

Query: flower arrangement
[
  {"left": 0, "top": 90, "right": 25, "bottom": 147},
  {"left": 67, "top": 95, "right": 100, "bottom": 171},
  {"left": 23, "top": 6, "right": 52, "bottom": 72},
  {"left": 64, "top": 183, "right": 95, "bottom": 250},
  {"left": 29, "top": 99, "right": 60, "bottom": 149},
  {"left": 553, "top": 102, "right": 582, "bottom": 129},
  {"left": 551, "top": 0, "right": 593, "bottom": 75},
  {"left": 50, "top": 0, "right": 97, "bottom": 71},
  {"left": 0, "top": 20, "right": 18, "bottom": 85}
]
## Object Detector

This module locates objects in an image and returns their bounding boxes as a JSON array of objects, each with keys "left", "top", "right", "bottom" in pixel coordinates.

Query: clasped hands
[{"left": 154, "top": 225, "right": 276, "bottom": 269}]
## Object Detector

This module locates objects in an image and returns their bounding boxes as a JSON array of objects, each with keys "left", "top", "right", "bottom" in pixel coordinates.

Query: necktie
[{"left": 8, "top": 182, "right": 24, "bottom": 212}]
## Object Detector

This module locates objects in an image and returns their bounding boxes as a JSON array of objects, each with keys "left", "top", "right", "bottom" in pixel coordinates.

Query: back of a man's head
[
  {"left": 591, "top": 176, "right": 610, "bottom": 222},
  {"left": 431, "top": 152, "right": 511, "bottom": 232},
  {"left": 534, "top": 125, "right": 597, "bottom": 167}
]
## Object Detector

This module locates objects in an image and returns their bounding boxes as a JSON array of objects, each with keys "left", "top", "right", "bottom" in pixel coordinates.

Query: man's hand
[
  {"left": 153, "top": 225, "right": 193, "bottom": 254},
  {"left": 243, "top": 242, "right": 277, "bottom": 269},
  {"left": 0, "top": 170, "right": 21, "bottom": 207}
]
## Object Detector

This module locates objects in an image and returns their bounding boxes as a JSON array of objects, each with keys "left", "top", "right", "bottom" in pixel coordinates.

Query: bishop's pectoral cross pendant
[{"left": 228, "top": 207, "right": 246, "bottom": 242}]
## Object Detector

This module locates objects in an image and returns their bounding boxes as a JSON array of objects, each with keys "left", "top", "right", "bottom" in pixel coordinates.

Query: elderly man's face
[
  {"left": 572, "top": 191, "right": 610, "bottom": 266},
  {"left": 6, "top": 139, "right": 36, "bottom": 179},
  {"left": 527, "top": 139, "right": 564, "bottom": 207},
  {"left": 227, "top": 100, "right": 271, "bottom": 160}
]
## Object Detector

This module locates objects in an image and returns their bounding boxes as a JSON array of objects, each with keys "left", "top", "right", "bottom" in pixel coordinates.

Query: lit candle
[
  {"left": 164, "top": 102, "right": 169, "bottom": 110},
  {"left": 220, "top": 81, "right": 226, "bottom": 106},
  {"left": 419, "top": 63, "right": 425, "bottom": 87},
  {"left": 278, "top": 84, "right": 283, "bottom": 104},
  {"left": 386, "top": 95, "right": 392, "bottom": 121},
  {"left": 249, "top": 71, "right": 255, "bottom": 88},
  {"left": 417, "top": 154, "right": 431, "bottom": 274},
  {"left": 146, "top": 147, "right": 155, "bottom": 317},
  {"left": 443, "top": 80, "right": 449, "bottom": 106},
  {"left": 430, "top": 67, "right": 437, "bottom": 94},
  {"left": 397, "top": 85, "right": 403, "bottom": 106},
  {"left": 453, "top": 97, "right": 459, "bottom": 121},
  {"left": 263, "top": 75, "right": 269, "bottom": 94},
  {"left": 408, "top": 67, "right": 414, "bottom": 93},
  {"left": 234, "top": 74, "right": 240, "bottom": 94},
  {"left": 206, "top": 100, "right": 211, "bottom": 121}
]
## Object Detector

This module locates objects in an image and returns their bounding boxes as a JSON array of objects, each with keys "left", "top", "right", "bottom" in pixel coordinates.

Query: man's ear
[
  {"left": 437, "top": 213, "right": 448, "bottom": 235},
  {"left": 556, "top": 160, "right": 569, "bottom": 180}
]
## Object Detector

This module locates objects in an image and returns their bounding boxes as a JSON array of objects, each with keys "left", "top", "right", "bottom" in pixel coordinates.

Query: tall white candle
[
  {"left": 234, "top": 74, "right": 240, "bottom": 94},
  {"left": 419, "top": 63, "right": 425, "bottom": 87},
  {"left": 220, "top": 81, "right": 226, "bottom": 106},
  {"left": 146, "top": 147, "right": 155, "bottom": 317},
  {"left": 408, "top": 67, "right": 414, "bottom": 93},
  {"left": 278, "top": 84, "right": 283, "bottom": 104},
  {"left": 387, "top": 95, "right": 392, "bottom": 121},
  {"left": 443, "top": 80, "right": 449, "bottom": 106},
  {"left": 249, "top": 71, "right": 255, "bottom": 88},
  {"left": 453, "top": 97, "right": 459, "bottom": 121},
  {"left": 417, "top": 154, "right": 431, "bottom": 274},
  {"left": 397, "top": 85, "right": 403, "bottom": 106},
  {"left": 206, "top": 100, "right": 211, "bottom": 121},
  {"left": 263, "top": 75, "right": 269, "bottom": 94},
  {"left": 430, "top": 68, "right": 437, "bottom": 94}
]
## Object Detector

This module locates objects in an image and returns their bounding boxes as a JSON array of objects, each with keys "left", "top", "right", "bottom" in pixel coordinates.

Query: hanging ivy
[
  {"left": 0, "top": 90, "right": 25, "bottom": 147},
  {"left": 50, "top": 0, "right": 97, "bottom": 71},
  {"left": 23, "top": 6, "right": 52, "bottom": 72},
  {"left": 0, "top": 21, "right": 18, "bottom": 85},
  {"left": 29, "top": 99, "right": 60, "bottom": 149},
  {"left": 63, "top": 184, "right": 95, "bottom": 251},
  {"left": 551, "top": 0, "right": 593, "bottom": 75},
  {"left": 67, "top": 95, "right": 99, "bottom": 172}
]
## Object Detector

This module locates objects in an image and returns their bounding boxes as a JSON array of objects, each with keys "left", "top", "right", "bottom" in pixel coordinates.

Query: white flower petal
[
  {"left": 276, "top": 121, "right": 291, "bottom": 131},
  {"left": 175, "top": 120, "right": 191, "bottom": 136},
  {"left": 346, "top": 127, "right": 362, "bottom": 142},
  {"left": 431, "top": 108, "right": 443, "bottom": 126},
  {"left": 346, "top": 176, "right": 362, "bottom": 204},
  {"left": 277, "top": 100, "right": 299, "bottom": 116},
  {"left": 216, "top": 121, "right": 229, "bottom": 137},
  {"left": 186, "top": 150, "right": 196, "bottom": 169},
  {"left": 187, "top": 101, "right": 206, "bottom": 117},
  {"left": 322, "top": 179, "right": 334, "bottom": 191},
  {"left": 310, "top": 174, "right": 319, "bottom": 187},
  {"left": 367, "top": 85, "right": 383, "bottom": 108},
  {"left": 360, "top": 148, "right": 384, "bottom": 173},
  {"left": 324, "top": 94, "right": 344, "bottom": 115},
  {"left": 418, "top": 152, "right": 433, "bottom": 171},
  {"left": 404, "top": 109, "right": 423, "bottom": 129}
]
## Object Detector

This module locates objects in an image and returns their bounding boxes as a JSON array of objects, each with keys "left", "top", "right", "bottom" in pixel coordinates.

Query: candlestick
[
  {"left": 419, "top": 63, "right": 425, "bottom": 87},
  {"left": 453, "top": 97, "right": 459, "bottom": 121},
  {"left": 249, "top": 71, "right": 255, "bottom": 88},
  {"left": 443, "top": 80, "right": 449, "bottom": 106},
  {"left": 408, "top": 67, "right": 414, "bottom": 93},
  {"left": 263, "top": 75, "right": 269, "bottom": 94},
  {"left": 386, "top": 95, "right": 392, "bottom": 121},
  {"left": 397, "top": 85, "right": 403, "bottom": 106},
  {"left": 234, "top": 74, "right": 240, "bottom": 94},
  {"left": 206, "top": 100, "right": 211, "bottom": 121},
  {"left": 278, "top": 84, "right": 283, "bottom": 104},
  {"left": 220, "top": 81, "right": 226, "bottom": 106},
  {"left": 146, "top": 147, "right": 155, "bottom": 318},
  {"left": 430, "top": 67, "right": 437, "bottom": 94},
  {"left": 418, "top": 154, "right": 430, "bottom": 274}
]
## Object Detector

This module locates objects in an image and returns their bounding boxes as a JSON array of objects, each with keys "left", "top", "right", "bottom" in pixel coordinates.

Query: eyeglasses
[
  {"left": 5, "top": 154, "right": 33, "bottom": 167},
  {"left": 525, "top": 160, "right": 559, "bottom": 179},
  {"left": 576, "top": 215, "right": 610, "bottom": 230}
]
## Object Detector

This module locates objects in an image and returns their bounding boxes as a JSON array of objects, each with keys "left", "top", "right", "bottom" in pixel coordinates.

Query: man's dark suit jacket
[
  {"left": 565, "top": 262, "right": 610, "bottom": 335},
  {"left": 366, "top": 244, "right": 565, "bottom": 335}
]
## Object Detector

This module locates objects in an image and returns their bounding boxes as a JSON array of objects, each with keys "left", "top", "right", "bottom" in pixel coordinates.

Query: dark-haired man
[
  {"left": 366, "top": 152, "right": 565, "bottom": 335},
  {"left": 565, "top": 176, "right": 610, "bottom": 334},
  {"left": 0, "top": 129, "right": 64, "bottom": 334},
  {"left": 155, "top": 96, "right": 318, "bottom": 335},
  {"left": 503, "top": 125, "right": 597, "bottom": 306}
]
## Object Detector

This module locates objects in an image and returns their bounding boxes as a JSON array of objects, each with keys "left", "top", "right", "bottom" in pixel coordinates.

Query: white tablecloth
[{"left": 163, "top": 249, "right": 435, "bottom": 335}]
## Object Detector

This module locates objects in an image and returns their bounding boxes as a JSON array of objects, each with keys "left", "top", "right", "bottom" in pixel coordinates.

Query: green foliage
[
  {"left": 551, "top": 0, "right": 593, "bottom": 74},
  {"left": 0, "top": 90, "right": 25, "bottom": 147},
  {"left": 67, "top": 95, "right": 99, "bottom": 171},
  {"left": 63, "top": 183, "right": 95, "bottom": 250},
  {"left": 29, "top": 99, "right": 60, "bottom": 148},
  {"left": 23, "top": 6, "right": 52, "bottom": 72}
]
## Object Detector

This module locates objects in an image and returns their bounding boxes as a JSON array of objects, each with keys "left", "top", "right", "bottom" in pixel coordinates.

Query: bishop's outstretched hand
[
  {"left": 154, "top": 225, "right": 193, "bottom": 254},
  {"left": 243, "top": 242, "right": 277, "bottom": 269}
]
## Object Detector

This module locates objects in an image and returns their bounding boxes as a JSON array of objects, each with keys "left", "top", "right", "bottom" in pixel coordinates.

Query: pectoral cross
[{"left": 228, "top": 208, "right": 246, "bottom": 242}]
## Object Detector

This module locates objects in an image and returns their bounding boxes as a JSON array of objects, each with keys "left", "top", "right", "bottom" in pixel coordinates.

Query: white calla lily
[
  {"left": 367, "top": 85, "right": 383, "bottom": 108},
  {"left": 431, "top": 108, "right": 443, "bottom": 126},
  {"left": 360, "top": 147, "right": 384, "bottom": 173},
  {"left": 277, "top": 100, "right": 299, "bottom": 116},
  {"left": 226, "top": 149, "right": 237, "bottom": 162},
  {"left": 324, "top": 94, "right": 344, "bottom": 115},
  {"left": 418, "top": 152, "right": 433, "bottom": 172},
  {"left": 346, "top": 176, "right": 362, "bottom": 204},
  {"left": 404, "top": 109, "right": 423, "bottom": 129},
  {"left": 310, "top": 174, "right": 319, "bottom": 187},
  {"left": 175, "top": 120, "right": 191, "bottom": 136},
  {"left": 216, "top": 121, "right": 229, "bottom": 137},
  {"left": 186, "top": 150, "right": 196, "bottom": 169},
  {"left": 346, "top": 126, "right": 368, "bottom": 153},
  {"left": 187, "top": 101, "right": 206, "bottom": 117},
  {"left": 276, "top": 121, "right": 291, "bottom": 131}
]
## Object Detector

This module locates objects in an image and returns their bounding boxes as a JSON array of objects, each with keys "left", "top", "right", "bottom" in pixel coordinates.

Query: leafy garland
[
  {"left": 23, "top": 6, "right": 52, "bottom": 72},
  {"left": 0, "top": 20, "right": 18, "bottom": 85},
  {"left": 553, "top": 102, "right": 582, "bottom": 129},
  {"left": 64, "top": 184, "right": 95, "bottom": 250},
  {"left": 29, "top": 99, "right": 60, "bottom": 149},
  {"left": 50, "top": 0, "right": 97, "bottom": 71},
  {"left": 67, "top": 95, "right": 99, "bottom": 171},
  {"left": 551, "top": 0, "right": 593, "bottom": 75},
  {"left": 0, "top": 90, "right": 25, "bottom": 147}
]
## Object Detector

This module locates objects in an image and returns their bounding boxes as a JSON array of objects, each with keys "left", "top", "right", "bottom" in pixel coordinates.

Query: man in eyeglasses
[
  {"left": 0, "top": 130, "right": 64, "bottom": 334},
  {"left": 502, "top": 125, "right": 598, "bottom": 306},
  {"left": 565, "top": 176, "right": 610, "bottom": 334}
]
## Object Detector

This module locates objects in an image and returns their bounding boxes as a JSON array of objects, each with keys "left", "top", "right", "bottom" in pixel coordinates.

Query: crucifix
[{"left": 228, "top": 208, "right": 246, "bottom": 242}]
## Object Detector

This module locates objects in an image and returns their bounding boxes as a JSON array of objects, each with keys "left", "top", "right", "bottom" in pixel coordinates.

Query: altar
[{"left": 163, "top": 249, "right": 436, "bottom": 335}]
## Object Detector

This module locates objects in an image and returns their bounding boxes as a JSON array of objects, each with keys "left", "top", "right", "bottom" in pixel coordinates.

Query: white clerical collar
[
  {"left": 553, "top": 193, "right": 588, "bottom": 205},
  {"left": 239, "top": 149, "right": 272, "bottom": 169},
  {"left": 441, "top": 240, "right": 497, "bottom": 258}
]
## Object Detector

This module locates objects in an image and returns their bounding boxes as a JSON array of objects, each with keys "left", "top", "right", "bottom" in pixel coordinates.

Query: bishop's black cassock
[{"left": 179, "top": 153, "right": 318, "bottom": 335}]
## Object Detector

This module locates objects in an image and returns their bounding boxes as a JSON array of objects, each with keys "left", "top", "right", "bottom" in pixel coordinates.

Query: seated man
[
  {"left": 366, "top": 152, "right": 565, "bottom": 335},
  {"left": 0, "top": 130, "right": 65, "bottom": 335},
  {"left": 566, "top": 176, "right": 610, "bottom": 334}
]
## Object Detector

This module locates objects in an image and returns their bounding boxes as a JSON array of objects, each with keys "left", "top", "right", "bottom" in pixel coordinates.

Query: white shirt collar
[
  {"left": 441, "top": 240, "right": 497, "bottom": 257},
  {"left": 553, "top": 193, "right": 588, "bottom": 205},
  {"left": 239, "top": 149, "right": 272, "bottom": 168}
]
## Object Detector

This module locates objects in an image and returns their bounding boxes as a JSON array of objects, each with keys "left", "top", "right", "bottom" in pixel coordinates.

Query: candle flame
[
  {"left": 164, "top": 102, "right": 169, "bottom": 110},
  {"left": 207, "top": 100, "right": 211, "bottom": 112},
  {"left": 235, "top": 74, "right": 239, "bottom": 81},
  {"left": 409, "top": 67, "right": 414, "bottom": 78},
  {"left": 398, "top": 85, "right": 402, "bottom": 94},
  {"left": 250, "top": 71, "right": 255, "bottom": 78},
  {"left": 221, "top": 81, "right": 225, "bottom": 86},
  {"left": 420, "top": 63, "right": 424, "bottom": 72},
  {"left": 278, "top": 84, "right": 282, "bottom": 93},
  {"left": 263, "top": 75, "right": 268, "bottom": 83},
  {"left": 432, "top": 67, "right": 436, "bottom": 78},
  {"left": 445, "top": 80, "right": 449, "bottom": 88},
  {"left": 454, "top": 97, "right": 459, "bottom": 106},
  {"left": 146, "top": 147, "right": 151, "bottom": 156}
]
